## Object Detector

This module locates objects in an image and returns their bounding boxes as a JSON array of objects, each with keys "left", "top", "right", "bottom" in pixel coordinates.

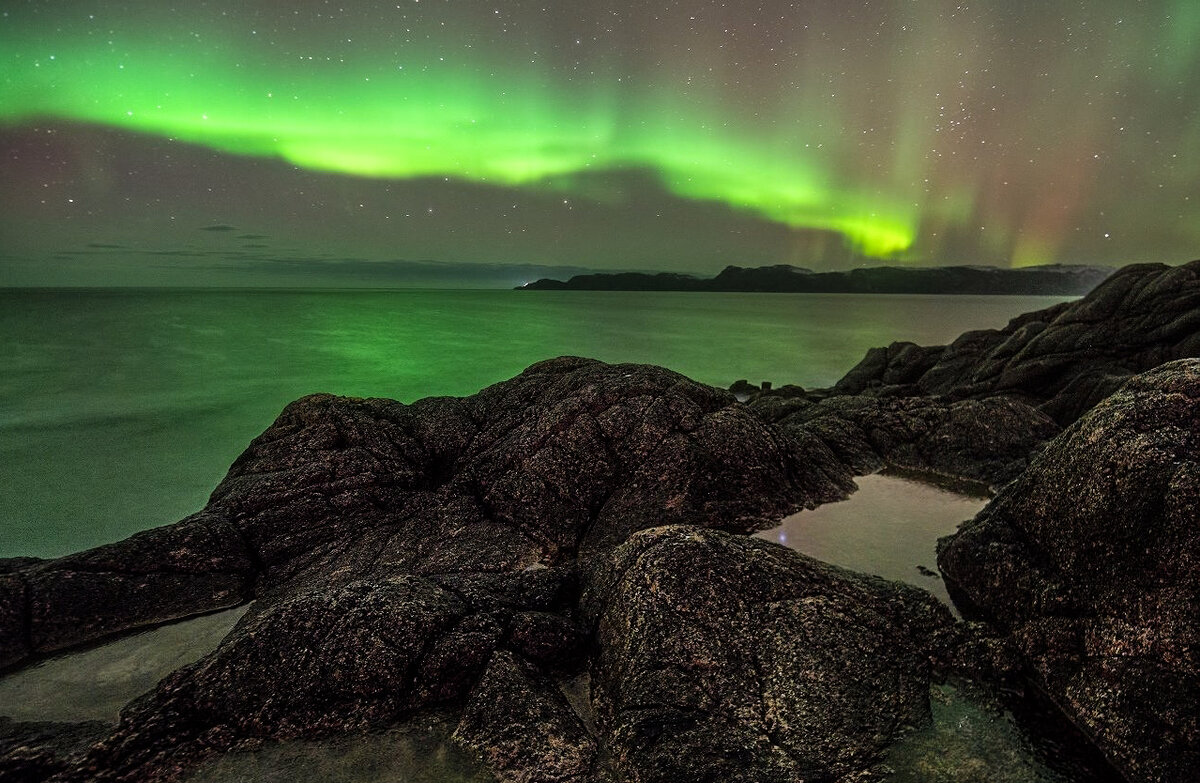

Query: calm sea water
[{"left": 0, "top": 289, "right": 1068, "bottom": 558}]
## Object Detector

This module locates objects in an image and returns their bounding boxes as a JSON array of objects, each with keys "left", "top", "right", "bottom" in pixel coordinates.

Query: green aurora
[
  {"left": 2, "top": 1, "right": 1198, "bottom": 277},
  {"left": 2, "top": 11, "right": 920, "bottom": 259}
]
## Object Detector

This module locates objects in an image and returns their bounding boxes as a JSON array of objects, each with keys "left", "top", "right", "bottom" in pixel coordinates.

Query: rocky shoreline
[{"left": 1, "top": 259, "right": 1197, "bottom": 782}]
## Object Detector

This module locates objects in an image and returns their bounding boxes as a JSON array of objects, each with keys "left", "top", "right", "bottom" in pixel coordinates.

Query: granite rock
[
  {"left": 833, "top": 260, "right": 1200, "bottom": 426},
  {"left": 938, "top": 359, "right": 1200, "bottom": 783},
  {"left": 749, "top": 260, "right": 1200, "bottom": 488},
  {"left": 582, "top": 525, "right": 958, "bottom": 783}
]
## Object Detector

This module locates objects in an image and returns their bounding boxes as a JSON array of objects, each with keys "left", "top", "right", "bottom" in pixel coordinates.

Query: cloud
[
  {"left": 39, "top": 243, "right": 623, "bottom": 287},
  {"left": 212, "top": 253, "right": 606, "bottom": 287}
]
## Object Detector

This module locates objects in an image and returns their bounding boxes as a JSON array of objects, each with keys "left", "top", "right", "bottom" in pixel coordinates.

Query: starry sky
[{"left": 1, "top": 0, "right": 1198, "bottom": 287}]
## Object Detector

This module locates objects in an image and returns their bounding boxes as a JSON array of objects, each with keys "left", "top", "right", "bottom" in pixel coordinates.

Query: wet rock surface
[{"left": 938, "top": 359, "right": 1200, "bottom": 783}]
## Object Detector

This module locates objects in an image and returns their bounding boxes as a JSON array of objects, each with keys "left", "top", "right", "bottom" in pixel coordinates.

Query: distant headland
[{"left": 516, "top": 263, "right": 1114, "bottom": 295}]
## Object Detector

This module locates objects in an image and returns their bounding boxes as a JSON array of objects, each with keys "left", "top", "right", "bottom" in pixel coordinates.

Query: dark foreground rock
[
  {"left": 581, "top": 526, "right": 958, "bottom": 783},
  {"left": 0, "top": 358, "right": 857, "bottom": 782},
  {"left": 0, "top": 720, "right": 109, "bottom": 782},
  {"left": 751, "top": 259, "right": 1200, "bottom": 487},
  {"left": 4, "top": 258, "right": 1198, "bottom": 782},
  {"left": 454, "top": 651, "right": 596, "bottom": 783},
  {"left": 750, "top": 392, "right": 1059, "bottom": 486},
  {"left": 938, "top": 359, "right": 1200, "bottom": 783}
]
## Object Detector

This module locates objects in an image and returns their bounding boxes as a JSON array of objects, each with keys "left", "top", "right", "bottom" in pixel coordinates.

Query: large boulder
[
  {"left": 582, "top": 526, "right": 958, "bottom": 782},
  {"left": 938, "top": 359, "right": 1200, "bottom": 783},
  {"left": 0, "top": 358, "right": 851, "bottom": 676}
]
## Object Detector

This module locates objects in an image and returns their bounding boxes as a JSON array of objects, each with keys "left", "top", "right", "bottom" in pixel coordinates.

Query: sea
[{"left": 0, "top": 288, "right": 1070, "bottom": 559}]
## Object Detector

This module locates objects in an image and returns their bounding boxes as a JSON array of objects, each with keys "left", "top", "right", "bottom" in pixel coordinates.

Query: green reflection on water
[{"left": 1, "top": 290, "right": 1068, "bottom": 558}]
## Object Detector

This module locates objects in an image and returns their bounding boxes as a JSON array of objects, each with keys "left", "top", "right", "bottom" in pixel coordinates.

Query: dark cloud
[{"left": 187, "top": 251, "right": 610, "bottom": 287}]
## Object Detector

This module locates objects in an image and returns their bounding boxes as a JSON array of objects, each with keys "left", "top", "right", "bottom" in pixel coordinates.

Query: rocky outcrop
[
  {"left": 581, "top": 526, "right": 958, "bottom": 782},
  {"left": 454, "top": 651, "right": 596, "bottom": 782},
  {"left": 750, "top": 259, "right": 1200, "bottom": 488},
  {"left": 0, "top": 358, "right": 855, "bottom": 782},
  {"left": 0, "top": 358, "right": 848, "bottom": 677},
  {"left": 750, "top": 392, "right": 1059, "bottom": 487},
  {"left": 833, "top": 260, "right": 1200, "bottom": 426},
  {"left": 5, "top": 260, "right": 1199, "bottom": 783},
  {"left": 937, "top": 359, "right": 1200, "bottom": 783}
]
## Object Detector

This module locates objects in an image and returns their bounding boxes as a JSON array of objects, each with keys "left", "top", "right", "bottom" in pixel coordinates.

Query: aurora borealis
[{"left": 1, "top": 0, "right": 1198, "bottom": 285}]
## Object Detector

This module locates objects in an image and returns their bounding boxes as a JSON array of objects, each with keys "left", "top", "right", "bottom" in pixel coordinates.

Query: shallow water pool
[{"left": 753, "top": 471, "right": 989, "bottom": 607}]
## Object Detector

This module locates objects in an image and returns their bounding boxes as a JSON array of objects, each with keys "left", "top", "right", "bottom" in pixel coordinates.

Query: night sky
[{"left": 1, "top": 0, "right": 1198, "bottom": 287}]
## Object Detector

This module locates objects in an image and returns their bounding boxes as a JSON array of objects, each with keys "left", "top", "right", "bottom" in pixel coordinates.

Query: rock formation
[
  {"left": 581, "top": 526, "right": 957, "bottom": 783},
  {"left": 751, "top": 259, "right": 1200, "bottom": 488},
  {"left": 0, "top": 357, "right": 871, "bottom": 782},
  {"left": 938, "top": 359, "right": 1200, "bottom": 783}
]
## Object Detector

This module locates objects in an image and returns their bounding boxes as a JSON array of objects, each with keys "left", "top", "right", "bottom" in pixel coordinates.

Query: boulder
[
  {"left": 582, "top": 526, "right": 958, "bottom": 782},
  {"left": 454, "top": 650, "right": 596, "bottom": 782},
  {"left": 752, "top": 392, "right": 1059, "bottom": 488},
  {"left": 938, "top": 359, "right": 1200, "bottom": 783}
]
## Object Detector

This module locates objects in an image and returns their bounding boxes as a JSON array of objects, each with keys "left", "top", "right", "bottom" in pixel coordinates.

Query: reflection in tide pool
[
  {"left": 753, "top": 472, "right": 989, "bottom": 607},
  {"left": 0, "top": 605, "right": 247, "bottom": 724}
]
